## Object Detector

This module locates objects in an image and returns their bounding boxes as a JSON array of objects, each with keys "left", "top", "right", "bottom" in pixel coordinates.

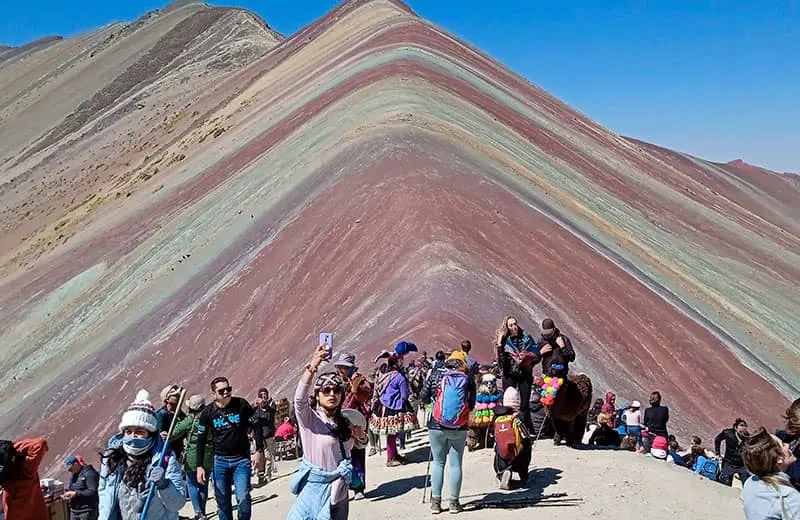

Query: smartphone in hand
[{"left": 319, "top": 332, "right": 333, "bottom": 361}]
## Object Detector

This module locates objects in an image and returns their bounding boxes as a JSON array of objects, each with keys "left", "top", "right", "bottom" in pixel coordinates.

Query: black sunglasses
[
  {"left": 319, "top": 386, "right": 342, "bottom": 396},
  {"left": 216, "top": 386, "right": 233, "bottom": 395}
]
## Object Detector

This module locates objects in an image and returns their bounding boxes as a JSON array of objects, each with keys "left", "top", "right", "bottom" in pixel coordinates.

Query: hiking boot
[
  {"left": 396, "top": 455, "right": 408, "bottom": 465},
  {"left": 194, "top": 514, "right": 207, "bottom": 520},
  {"left": 257, "top": 472, "right": 268, "bottom": 486},
  {"left": 499, "top": 470, "right": 512, "bottom": 490},
  {"left": 553, "top": 433, "right": 562, "bottom": 446},
  {"left": 386, "top": 459, "right": 403, "bottom": 467},
  {"left": 448, "top": 499, "right": 463, "bottom": 514},
  {"left": 368, "top": 447, "right": 378, "bottom": 456},
  {"left": 353, "top": 491, "right": 366, "bottom": 501},
  {"left": 430, "top": 497, "right": 442, "bottom": 514}
]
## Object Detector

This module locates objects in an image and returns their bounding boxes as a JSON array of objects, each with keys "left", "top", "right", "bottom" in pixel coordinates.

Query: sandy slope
[{"left": 184, "top": 429, "right": 744, "bottom": 520}]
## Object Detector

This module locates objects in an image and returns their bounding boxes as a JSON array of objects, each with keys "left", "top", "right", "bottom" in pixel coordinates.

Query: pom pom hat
[{"left": 119, "top": 389, "right": 158, "bottom": 433}]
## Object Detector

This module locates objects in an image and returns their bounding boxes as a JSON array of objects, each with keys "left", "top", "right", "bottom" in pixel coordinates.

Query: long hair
[
  {"left": 102, "top": 440, "right": 154, "bottom": 488},
  {"left": 310, "top": 392, "right": 352, "bottom": 443},
  {"left": 784, "top": 398, "right": 800, "bottom": 437},
  {"left": 741, "top": 427, "right": 791, "bottom": 486},
  {"left": 496, "top": 315, "right": 518, "bottom": 343}
]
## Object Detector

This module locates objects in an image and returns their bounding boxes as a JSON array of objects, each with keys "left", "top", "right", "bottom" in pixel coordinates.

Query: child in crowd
[
  {"left": 588, "top": 413, "right": 621, "bottom": 448},
  {"left": 493, "top": 388, "right": 532, "bottom": 490}
]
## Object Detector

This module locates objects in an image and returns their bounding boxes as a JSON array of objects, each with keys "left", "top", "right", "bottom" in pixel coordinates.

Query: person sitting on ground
[
  {"left": 63, "top": 454, "right": 100, "bottom": 520},
  {"left": 619, "top": 435, "right": 638, "bottom": 452},
  {"left": 275, "top": 417, "right": 298, "bottom": 441},
  {"left": 776, "top": 398, "right": 800, "bottom": 490},
  {"left": 288, "top": 345, "right": 362, "bottom": 520},
  {"left": 171, "top": 395, "right": 213, "bottom": 520},
  {"left": 716, "top": 418, "right": 751, "bottom": 486},
  {"left": 495, "top": 316, "right": 541, "bottom": 433},
  {"left": 537, "top": 318, "right": 576, "bottom": 379},
  {"left": 0, "top": 437, "right": 49, "bottom": 520},
  {"left": 668, "top": 438, "right": 686, "bottom": 466},
  {"left": 493, "top": 387, "right": 532, "bottom": 490},
  {"left": 740, "top": 427, "right": 800, "bottom": 520},
  {"left": 588, "top": 413, "right": 621, "bottom": 448},
  {"left": 98, "top": 390, "right": 185, "bottom": 520},
  {"left": 643, "top": 391, "right": 669, "bottom": 452},
  {"left": 648, "top": 435, "right": 670, "bottom": 462},
  {"left": 601, "top": 392, "right": 618, "bottom": 428},
  {"left": 583, "top": 398, "right": 605, "bottom": 444},
  {"left": 422, "top": 352, "right": 476, "bottom": 514}
]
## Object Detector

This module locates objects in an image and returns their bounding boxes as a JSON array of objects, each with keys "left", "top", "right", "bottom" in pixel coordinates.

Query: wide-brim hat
[
  {"left": 342, "top": 408, "right": 366, "bottom": 430},
  {"left": 334, "top": 353, "right": 356, "bottom": 369}
]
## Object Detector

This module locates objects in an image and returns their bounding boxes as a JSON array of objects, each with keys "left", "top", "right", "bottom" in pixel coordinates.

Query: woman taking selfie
[{"left": 288, "top": 345, "right": 364, "bottom": 520}]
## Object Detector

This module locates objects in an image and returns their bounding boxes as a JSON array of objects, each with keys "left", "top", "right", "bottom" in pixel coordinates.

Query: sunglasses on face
[
  {"left": 319, "top": 386, "right": 342, "bottom": 396},
  {"left": 216, "top": 386, "right": 233, "bottom": 395}
]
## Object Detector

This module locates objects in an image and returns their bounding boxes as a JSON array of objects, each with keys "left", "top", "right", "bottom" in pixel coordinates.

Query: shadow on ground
[
  {"left": 366, "top": 474, "right": 428, "bottom": 501},
  {"left": 459, "top": 467, "right": 580, "bottom": 510}
]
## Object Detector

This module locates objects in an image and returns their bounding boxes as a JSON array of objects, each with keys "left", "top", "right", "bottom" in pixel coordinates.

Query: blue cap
[{"left": 64, "top": 454, "right": 82, "bottom": 469}]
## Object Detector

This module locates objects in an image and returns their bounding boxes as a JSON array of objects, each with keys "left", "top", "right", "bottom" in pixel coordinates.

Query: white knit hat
[
  {"left": 119, "top": 389, "right": 158, "bottom": 433},
  {"left": 503, "top": 387, "right": 521, "bottom": 409}
]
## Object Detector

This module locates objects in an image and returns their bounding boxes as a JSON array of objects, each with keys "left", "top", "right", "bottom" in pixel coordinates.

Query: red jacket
[{"left": 2, "top": 438, "right": 48, "bottom": 520}]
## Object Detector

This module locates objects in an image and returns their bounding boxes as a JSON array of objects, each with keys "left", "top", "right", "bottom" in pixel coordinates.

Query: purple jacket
[{"left": 380, "top": 371, "right": 409, "bottom": 411}]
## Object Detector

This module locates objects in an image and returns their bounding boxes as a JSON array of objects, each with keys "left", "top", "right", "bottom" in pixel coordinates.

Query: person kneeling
[{"left": 493, "top": 388, "right": 532, "bottom": 490}]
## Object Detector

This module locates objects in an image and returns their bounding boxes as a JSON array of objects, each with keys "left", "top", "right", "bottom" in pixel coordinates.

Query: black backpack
[{"left": 0, "top": 440, "right": 18, "bottom": 485}]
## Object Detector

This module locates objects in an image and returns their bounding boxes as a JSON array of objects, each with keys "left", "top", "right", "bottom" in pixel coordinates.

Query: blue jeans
[
  {"left": 213, "top": 455, "right": 252, "bottom": 520},
  {"left": 626, "top": 425, "right": 643, "bottom": 447},
  {"left": 186, "top": 467, "right": 209, "bottom": 515},
  {"left": 429, "top": 429, "right": 467, "bottom": 500}
]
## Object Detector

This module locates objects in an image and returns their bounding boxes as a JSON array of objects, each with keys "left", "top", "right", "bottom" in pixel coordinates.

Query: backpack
[
  {"left": 432, "top": 370, "right": 470, "bottom": 428},
  {"left": 0, "top": 440, "right": 17, "bottom": 485},
  {"left": 695, "top": 456, "right": 720, "bottom": 481},
  {"left": 494, "top": 414, "right": 523, "bottom": 461}
]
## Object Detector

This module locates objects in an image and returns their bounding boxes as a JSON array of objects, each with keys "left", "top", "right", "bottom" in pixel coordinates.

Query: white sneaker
[{"left": 499, "top": 470, "right": 512, "bottom": 490}]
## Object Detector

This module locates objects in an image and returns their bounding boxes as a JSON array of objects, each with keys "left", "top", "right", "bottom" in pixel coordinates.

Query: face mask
[{"left": 122, "top": 436, "right": 154, "bottom": 456}]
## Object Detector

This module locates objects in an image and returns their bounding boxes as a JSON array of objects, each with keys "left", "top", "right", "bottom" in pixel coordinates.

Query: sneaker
[
  {"left": 430, "top": 497, "right": 442, "bottom": 514},
  {"left": 353, "top": 492, "right": 366, "bottom": 501},
  {"left": 499, "top": 470, "right": 512, "bottom": 490},
  {"left": 386, "top": 459, "right": 402, "bottom": 467},
  {"left": 194, "top": 514, "right": 207, "bottom": 520},
  {"left": 257, "top": 473, "right": 268, "bottom": 486},
  {"left": 396, "top": 455, "right": 408, "bottom": 465},
  {"left": 448, "top": 499, "right": 463, "bottom": 514},
  {"left": 368, "top": 447, "right": 378, "bottom": 456}
]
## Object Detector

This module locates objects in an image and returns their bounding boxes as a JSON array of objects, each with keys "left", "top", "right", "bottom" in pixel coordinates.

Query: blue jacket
[
  {"left": 98, "top": 434, "right": 185, "bottom": 520},
  {"left": 287, "top": 458, "right": 353, "bottom": 520}
]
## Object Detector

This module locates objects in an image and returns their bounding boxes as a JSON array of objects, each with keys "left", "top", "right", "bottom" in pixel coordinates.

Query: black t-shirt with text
[{"left": 195, "top": 397, "right": 263, "bottom": 466}]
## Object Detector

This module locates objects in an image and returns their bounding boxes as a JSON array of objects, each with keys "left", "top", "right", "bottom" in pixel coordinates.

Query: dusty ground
[{"left": 184, "top": 428, "right": 744, "bottom": 520}]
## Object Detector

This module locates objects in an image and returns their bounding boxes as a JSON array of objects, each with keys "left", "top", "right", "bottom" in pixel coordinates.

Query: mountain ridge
[{"left": 0, "top": 0, "right": 796, "bottom": 474}]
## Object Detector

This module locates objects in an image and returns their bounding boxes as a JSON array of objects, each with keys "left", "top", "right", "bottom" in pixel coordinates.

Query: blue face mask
[{"left": 122, "top": 436, "right": 154, "bottom": 456}]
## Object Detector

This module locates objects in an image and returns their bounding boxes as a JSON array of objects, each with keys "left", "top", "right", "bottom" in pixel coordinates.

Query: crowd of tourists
[{"left": 1, "top": 316, "right": 798, "bottom": 520}]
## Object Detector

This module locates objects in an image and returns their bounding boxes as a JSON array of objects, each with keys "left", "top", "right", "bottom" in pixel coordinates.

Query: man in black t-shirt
[{"left": 196, "top": 377, "right": 263, "bottom": 520}]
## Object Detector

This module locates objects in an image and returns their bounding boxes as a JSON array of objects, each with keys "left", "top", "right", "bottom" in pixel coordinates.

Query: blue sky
[{"left": 2, "top": 1, "right": 798, "bottom": 172}]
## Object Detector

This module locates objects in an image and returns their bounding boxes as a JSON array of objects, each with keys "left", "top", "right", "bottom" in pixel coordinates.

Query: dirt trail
[{"left": 184, "top": 428, "right": 744, "bottom": 519}]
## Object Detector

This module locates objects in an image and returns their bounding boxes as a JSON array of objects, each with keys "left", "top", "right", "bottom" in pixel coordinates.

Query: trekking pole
[
  {"left": 421, "top": 408, "right": 432, "bottom": 504},
  {"left": 140, "top": 388, "right": 187, "bottom": 520}
]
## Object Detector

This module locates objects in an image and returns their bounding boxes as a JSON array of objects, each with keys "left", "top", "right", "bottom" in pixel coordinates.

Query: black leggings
[
  {"left": 331, "top": 499, "right": 349, "bottom": 520},
  {"left": 502, "top": 374, "right": 533, "bottom": 432}
]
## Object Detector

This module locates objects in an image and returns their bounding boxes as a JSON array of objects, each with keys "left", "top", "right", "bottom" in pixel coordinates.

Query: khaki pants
[{"left": 253, "top": 437, "right": 276, "bottom": 476}]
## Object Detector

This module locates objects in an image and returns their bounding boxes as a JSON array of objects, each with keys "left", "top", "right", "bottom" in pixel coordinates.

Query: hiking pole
[
  {"left": 140, "top": 388, "right": 187, "bottom": 520},
  {"left": 421, "top": 408, "right": 432, "bottom": 504}
]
